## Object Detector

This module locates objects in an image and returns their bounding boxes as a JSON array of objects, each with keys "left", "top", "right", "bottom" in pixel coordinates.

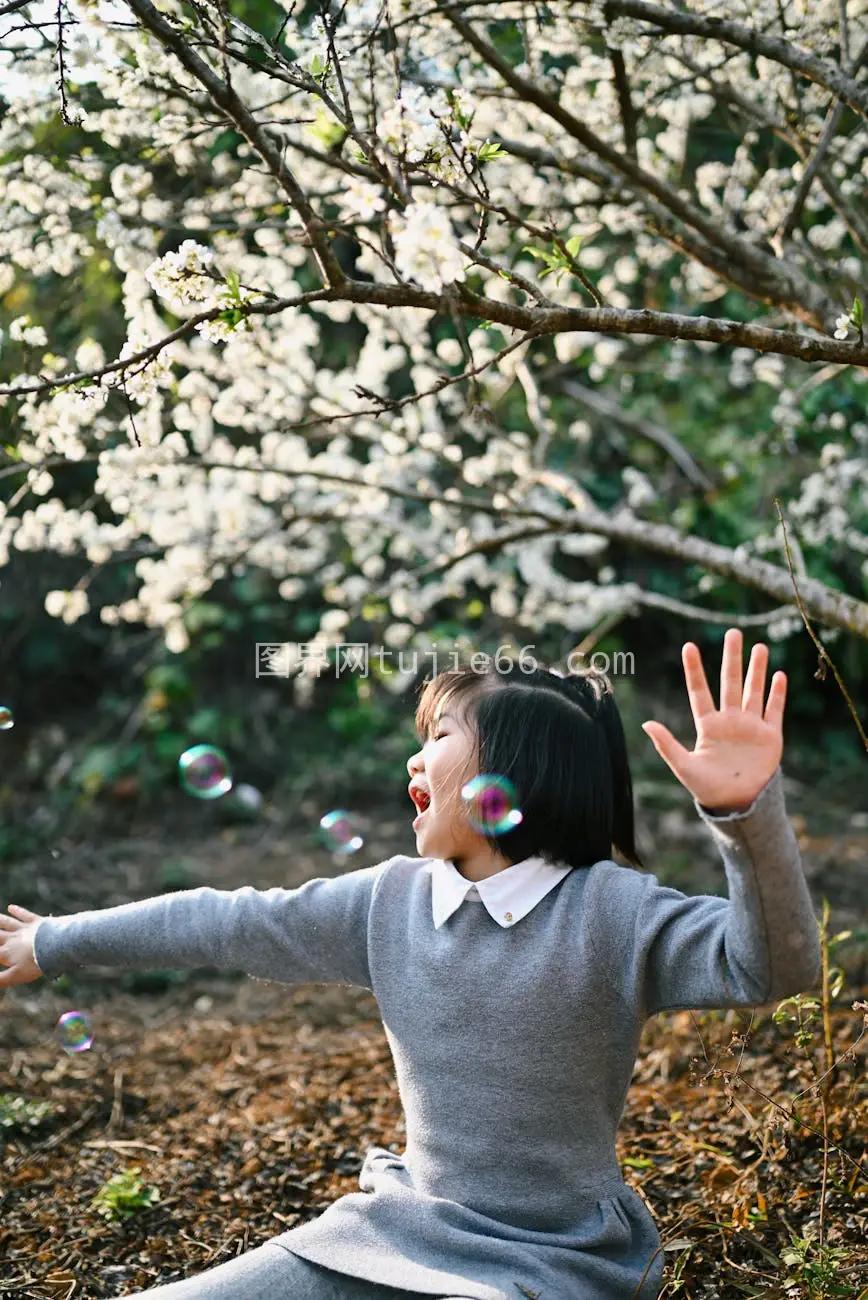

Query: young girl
[{"left": 0, "top": 628, "right": 820, "bottom": 1300}]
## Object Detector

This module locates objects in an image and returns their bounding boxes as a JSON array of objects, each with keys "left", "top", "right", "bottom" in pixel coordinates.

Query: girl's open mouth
[{"left": 409, "top": 783, "right": 431, "bottom": 829}]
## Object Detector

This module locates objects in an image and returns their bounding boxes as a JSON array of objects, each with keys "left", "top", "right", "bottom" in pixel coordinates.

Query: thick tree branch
[
  {"left": 627, "top": 591, "right": 799, "bottom": 628},
  {"left": 3, "top": 453, "right": 865, "bottom": 639},
  {"left": 602, "top": 0, "right": 868, "bottom": 120},
  {"left": 421, "top": 531, "right": 802, "bottom": 628},
  {"left": 121, "top": 0, "right": 346, "bottom": 287},
  {"left": 439, "top": 5, "right": 837, "bottom": 329},
  {"left": 4, "top": 286, "right": 868, "bottom": 402},
  {"left": 534, "top": 469, "right": 868, "bottom": 639}
]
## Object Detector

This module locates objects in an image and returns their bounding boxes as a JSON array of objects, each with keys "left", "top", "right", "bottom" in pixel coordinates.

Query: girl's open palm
[
  {"left": 0, "top": 904, "right": 44, "bottom": 986},
  {"left": 641, "top": 628, "right": 786, "bottom": 811}
]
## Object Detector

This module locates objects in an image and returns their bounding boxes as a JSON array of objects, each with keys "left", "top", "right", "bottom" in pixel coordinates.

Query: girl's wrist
[{"left": 702, "top": 801, "right": 753, "bottom": 816}]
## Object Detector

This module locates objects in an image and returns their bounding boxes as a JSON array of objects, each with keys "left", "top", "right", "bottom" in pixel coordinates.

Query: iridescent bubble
[
  {"left": 231, "top": 783, "right": 263, "bottom": 814},
  {"left": 0, "top": 706, "right": 14, "bottom": 731},
  {"left": 178, "top": 745, "right": 233, "bottom": 799},
  {"left": 319, "top": 810, "right": 364, "bottom": 855},
  {"left": 56, "top": 1010, "right": 93, "bottom": 1054},
  {"left": 461, "top": 774, "right": 524, "bottom": 835}
]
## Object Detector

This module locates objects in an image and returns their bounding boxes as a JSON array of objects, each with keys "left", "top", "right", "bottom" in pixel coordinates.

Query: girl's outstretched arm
[
  {"left": 3, "top": 859, "right": 397, "bottom": 991},
  {"left": 585, "top": 629, "right": 820, "bottom": 1015}
]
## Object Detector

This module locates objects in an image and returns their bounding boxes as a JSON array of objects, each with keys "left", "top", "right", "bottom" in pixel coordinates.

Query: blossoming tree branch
[{"left": 0, "top": 0, "right": 866, "bottom": 654}]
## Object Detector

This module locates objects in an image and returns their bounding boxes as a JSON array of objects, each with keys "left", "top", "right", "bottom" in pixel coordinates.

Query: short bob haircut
[{"left": 415, "top": 660, "right": 643, "bottom": 871}]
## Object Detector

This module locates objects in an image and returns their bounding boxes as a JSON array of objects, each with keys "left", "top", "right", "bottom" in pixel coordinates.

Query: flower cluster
[
  {"left": 9, "top": 315, "right": 48, "bottom": 347},
  {"left": 389, "top": 203, "right": 467, "bottom": 291},
  {"left": 144, "top": 240, "right": 217, "bottom": 310}
]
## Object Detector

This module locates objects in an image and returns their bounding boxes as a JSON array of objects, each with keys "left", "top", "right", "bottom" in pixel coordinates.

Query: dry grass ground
[{"left": 1, "top": 782, "right": 866, "bottom": 1299}]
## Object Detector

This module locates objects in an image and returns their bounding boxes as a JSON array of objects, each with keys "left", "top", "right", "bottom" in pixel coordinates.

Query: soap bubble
[
  {"left": 220, "top": 783, "right": 264, "bottom": 824},
  {"left": 319, "top": 810, "right": 364, "bottom": 855},
  {"left": 56, "top": 1010, "right": 93, "bottom": 1054},
  {"left": 230, "top": 784, "right": 263, "bottom": 814},
  {"left": 178, "top": 745, "right": 233, "bottom": 799},
  {"left": 0, "top": 706, "right": 14, "bottom": 731},
  {"left": 460, "top": 775, "right": 524, "bottom": 835}
]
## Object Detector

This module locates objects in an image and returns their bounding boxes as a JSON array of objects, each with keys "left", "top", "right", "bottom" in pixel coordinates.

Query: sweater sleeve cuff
[
  {"left": 32, "top": 920, "right": 57, "bottom": 977},
  {"left": 32, "top": 918, "right": 50, "bottom": 976}
]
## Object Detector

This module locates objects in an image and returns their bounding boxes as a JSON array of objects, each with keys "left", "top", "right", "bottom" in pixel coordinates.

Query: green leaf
[
  {"left": 477, "top": 139, "right": 507, "bottom": 162},
  {"left": 225, "top": 269, "right": 241, "bottom": 302},
  {"left": 306, "top": 111, "right": 346, "bottom": 151},
  {"left": 564, "top": 235, "right": 582, "bottom": 258},
  {"left": 309, "top": 53, "right": 326, "bottom": 77},
  {"left": 851, "top": 296, "right": 863, "bottom": 328},
  {"left": 218, "top": 307, "right": 245, "bottom": 329}
]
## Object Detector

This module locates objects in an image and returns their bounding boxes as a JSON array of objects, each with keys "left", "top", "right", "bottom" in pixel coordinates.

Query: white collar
[{"left": 430, "top": 854, "right": 573, "bottom": 929}]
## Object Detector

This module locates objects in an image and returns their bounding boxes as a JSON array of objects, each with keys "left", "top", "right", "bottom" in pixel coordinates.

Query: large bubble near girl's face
[
  {"left": 460, "top": 775, "right": 524, "bottom": 835},
  {"left": 178, "top": 745, "right": 233, "bottom": 799}
]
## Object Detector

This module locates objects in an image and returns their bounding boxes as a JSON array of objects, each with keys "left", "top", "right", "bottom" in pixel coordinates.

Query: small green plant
[
  {"left": 773, "top": 991, "right": 821, "bottom": 1050},
  {"left": 781, "top": 1232, "right": 851, "bottom": 1297},
  {"left": 0, "top": 1093, "right": 56, "bottom": 1130},
  {"left": 91, "top": 1166, "right": 161, "bottom": 1221}
]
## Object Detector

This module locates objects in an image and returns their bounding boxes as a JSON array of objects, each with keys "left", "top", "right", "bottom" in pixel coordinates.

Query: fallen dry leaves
[{"left": 1, "top": 985, "right": 866, "bottom": 1300}]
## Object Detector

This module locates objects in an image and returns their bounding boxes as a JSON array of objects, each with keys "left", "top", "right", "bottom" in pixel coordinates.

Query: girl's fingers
[
  {"left": 682, "top": 643, "right": 715, "bottom": 729},
  {"left": 719, "top": 628, "right": 744, "bottom": 712},
  {"left": 763, "top": 671, "right": 787, "bottom": 729},
  {"left": 641, "top": 721, "right": 691, "bottom": 781},
  {"left": 8, "top": 904, "right": 36, "bottom": 919},
  {"left": 742, "top": 642, "right": 769, "bottom": 715}
]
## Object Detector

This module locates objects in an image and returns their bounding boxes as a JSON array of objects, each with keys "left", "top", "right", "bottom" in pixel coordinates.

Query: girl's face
[{"left": 407, "top": 700, "right": 511, "bottom": 878}]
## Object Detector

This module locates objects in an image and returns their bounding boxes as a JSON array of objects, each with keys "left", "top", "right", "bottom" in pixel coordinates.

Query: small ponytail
[{"left": 564, "top": 668, "right": 644, "bottom": 869}]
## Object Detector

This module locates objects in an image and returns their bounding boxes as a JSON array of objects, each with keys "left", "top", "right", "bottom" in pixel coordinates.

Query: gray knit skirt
[{"left": 127, "top": 1242, "right": 461, "bottom": 1298}]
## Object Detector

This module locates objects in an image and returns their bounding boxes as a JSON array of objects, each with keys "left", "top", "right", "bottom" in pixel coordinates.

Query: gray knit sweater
[{"left": 33, "top": 767, "right": 819, "bottom": 1299}]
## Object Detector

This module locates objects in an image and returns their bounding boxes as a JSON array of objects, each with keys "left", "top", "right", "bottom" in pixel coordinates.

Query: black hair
[{"left": 414, "top": 660, "right": 643, "bottom": 871}]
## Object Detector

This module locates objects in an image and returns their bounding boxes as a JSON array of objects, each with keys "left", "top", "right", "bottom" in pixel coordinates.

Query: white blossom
[
  {"left": 9, "top": 315, "right": 48, "bottom": 346},
  {"left": 44, "top": 588, "right": 90, "bottom": 624},
  {"left": 389, "top": 203, "right": 466, "bottom": 291},
  {"left": 144, "top": 240, "right": 216, "bottom": 308}
]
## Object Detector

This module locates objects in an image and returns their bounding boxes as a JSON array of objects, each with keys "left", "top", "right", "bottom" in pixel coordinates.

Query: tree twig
[{"left": 773, "top": 498, "right": 868, "bottom": 750}]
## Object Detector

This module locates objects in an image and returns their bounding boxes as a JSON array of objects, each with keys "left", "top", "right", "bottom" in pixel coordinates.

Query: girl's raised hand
[
  {"left": 0, "top": 904, "right": 44, "bottom": 987},
  {"left": 641, "top": 627, "right": 786, "bottom": 811}
]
